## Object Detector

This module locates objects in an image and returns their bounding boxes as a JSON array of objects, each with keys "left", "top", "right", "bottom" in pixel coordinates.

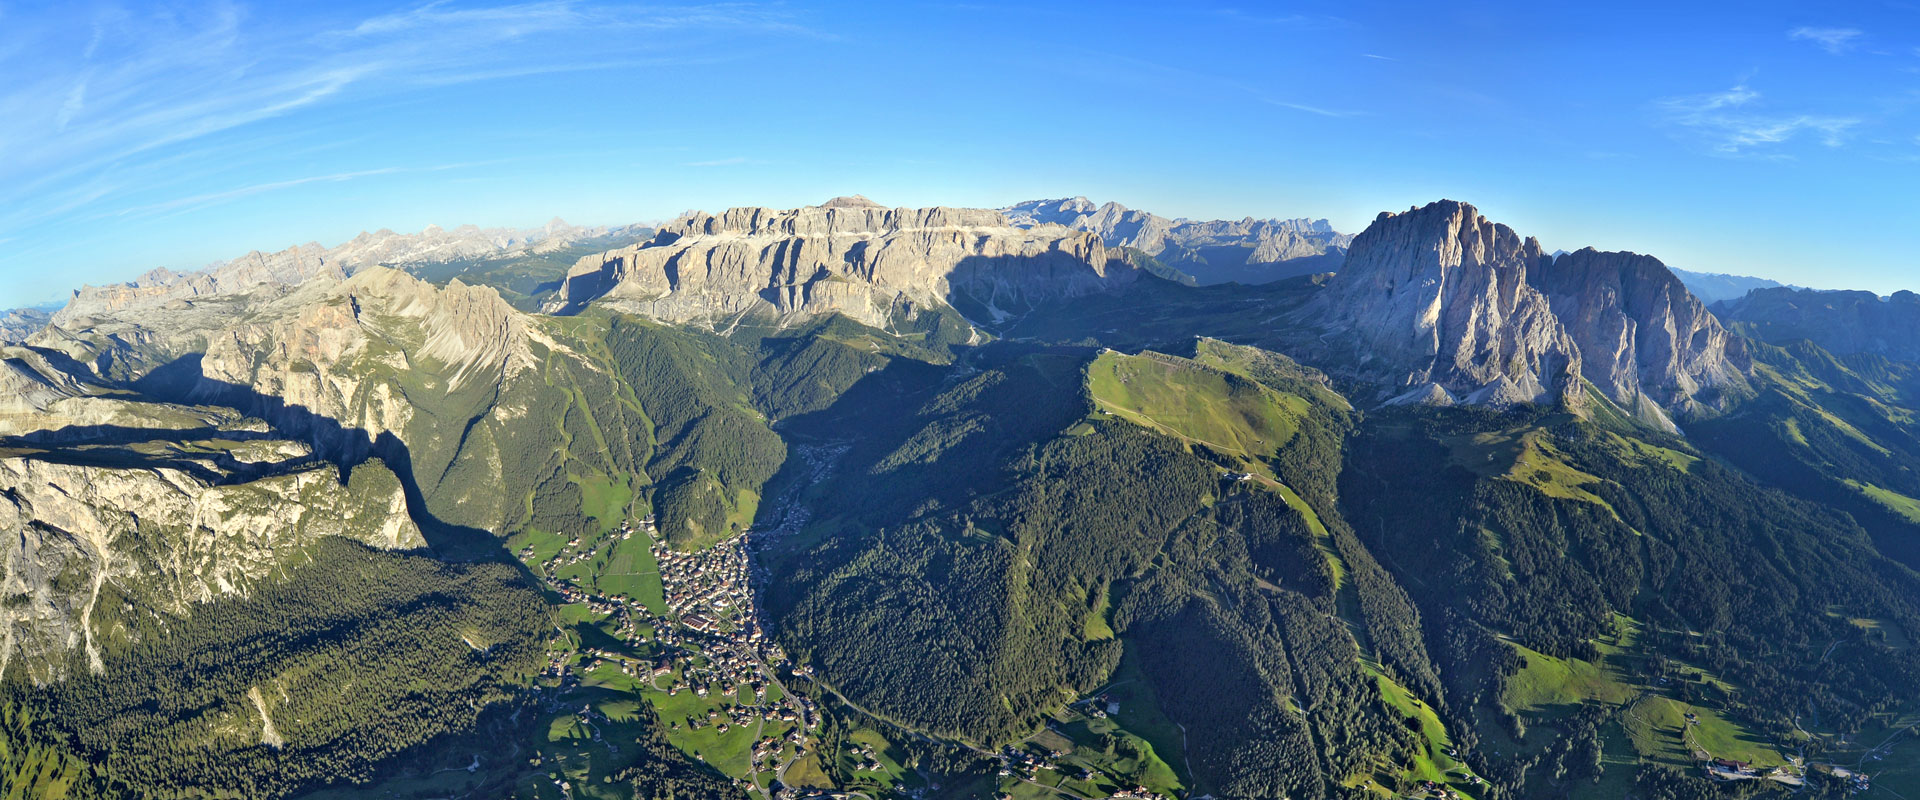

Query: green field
[
  {"left": 593, "top": 533, "right": 666, "bottom": 614},
  {"left": 1364, "top": 667, "right": 1483, "bottom": 798},
  {"left": 1085, "top": 655, "right": 1191, "bottom": 796},
  {"left": 575, "top": 472, "right": 635, "bottom": 531},
  {"left": 1086, "top": 349, "right": 1306, "bottom": 463},
  {"left": 1501, "top": 642, "right": 1637, "bottom": 711},
  {"left": 1848, "top": 479, "right": 1920, "bottom": 524},
  {"left": 639, "top": 669, "right": 784, "bottom": 780}
]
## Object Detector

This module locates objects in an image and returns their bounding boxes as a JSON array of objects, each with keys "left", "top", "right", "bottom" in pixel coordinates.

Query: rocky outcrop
[
  {"left": 550, "top": 199, "right": 1141, "bottom": 328},
  {"left": 193, "top": 267, "right": 538, "bottom": 455},
  {"left": 1001, "top": 197, "right": 1352, "bottom": 285},
  {"left": 1293, "top": 201, "right": 1751, "bottom": 426},
  {"left": 1296, "top": 200, "right": 1581, "bottom": 408},
  {"left": 0, "top": 347, "right": 90, "bottom": 419},
  {"left": 1536, "top": 249, "right": 1751, "bottom": 424},
  {"left": 1718, "top": 287, "right": 1920, "bottom": 363},
  {"left": 0, "top": 454, "right": 421, "bottom": 682}
]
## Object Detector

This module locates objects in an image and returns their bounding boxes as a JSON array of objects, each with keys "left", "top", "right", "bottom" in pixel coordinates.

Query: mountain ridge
[{"left": 1001, "top": 196, "right": 1352, "bottom": 285}]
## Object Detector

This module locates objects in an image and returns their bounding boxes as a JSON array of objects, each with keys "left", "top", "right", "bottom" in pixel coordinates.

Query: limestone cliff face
[
  {"left": 193, "top": 268, "right": 539, "bottom": 465},
  {"left": 27, "top": 264, "right": 592, "bottom": 540},
  {"left": 1293, "top": 200, "right": 1751, "bottom": 424},
  {"left": 550, "top": 199, "right": 1140, "bottom": 327},
  {"left": 1296, "top": 200, "right": 1581, "bottom": 407},
  {"left": 0, "top": 347, "right": 90, "bottom": 420},
  {"left": 0, "top": 455, "right": 421, "bottom": 682},
  {"left": 1535, "top": 248, "right": 1751, "bottom": 424}
]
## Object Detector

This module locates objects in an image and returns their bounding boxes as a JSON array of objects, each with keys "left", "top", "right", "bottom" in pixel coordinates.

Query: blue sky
[{"left": 3, "top": 0, "right": 1917, "bottom": 309}]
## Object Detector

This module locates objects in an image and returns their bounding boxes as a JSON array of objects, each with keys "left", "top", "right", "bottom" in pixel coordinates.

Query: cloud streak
[
  {"left": 1657, "top": 84, "right": 1859, "bottom": 155},
  {"left": 1789, "top": 26, "right": 1863, "bottom": 54},
  {"left": 0, "top": 1, "right": 811, "bottom": 240}
]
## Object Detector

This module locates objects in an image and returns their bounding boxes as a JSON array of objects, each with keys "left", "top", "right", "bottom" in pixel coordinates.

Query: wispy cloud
[
  {"left": 1261, "top": 99, "right": 1364, "bottom": 118},
  {"left": 1657, "top": 84, "right": 1859, "bottom": 155},
  {"left": 685, "top": 156, "right": 750, "bottom": 167},
  {"left": 0, "top": 1, "right": 813, "bottom": 238},
  {"left": 1789, "top": 26, "right": 1863, "bottom": 54},
  {"left": 1361, "top": 53, "right": 1395, "bottom": 61}
]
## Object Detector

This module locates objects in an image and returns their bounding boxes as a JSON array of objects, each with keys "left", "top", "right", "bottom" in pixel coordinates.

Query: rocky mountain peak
[
  {"left": 1534, "top": 247, "right": 1750, "bottom": 423},
  {"left": 1297, "top": 199, "right": 1578, "bottom": 407},
  {"left": 818, "top": 195, "right": 886, "bottom": 210},
  {"left": 1718, "top": 286, "right": 1920, "bottom": 363},
  {"left": 48, "top": 219, "right": 649, "bottom": 327},
  {"left": 1295, "top": 200, "right": 1751, "bottom": 426}
]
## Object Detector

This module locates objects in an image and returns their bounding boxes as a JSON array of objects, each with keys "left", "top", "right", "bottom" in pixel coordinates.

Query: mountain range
[
  {"left": 1000, "top": 196, "right": 1352, "bottom": 285},
  {"left": 3, "top": 194, "right": 1919, "bottom": 800}
]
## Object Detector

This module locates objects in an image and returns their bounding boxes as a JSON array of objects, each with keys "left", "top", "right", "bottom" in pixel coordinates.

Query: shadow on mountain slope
[{"left": 128, "top": 354, "right": 510, "bottom": 561}]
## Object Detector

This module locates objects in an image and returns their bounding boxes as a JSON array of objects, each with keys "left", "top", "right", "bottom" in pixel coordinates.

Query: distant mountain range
[
  {"left": 1667, "top": 267, "right": 1793, "bottom": 304},
  {"left": 0, "top": 307, "right": 50, "bottom": 344},
  {"left": 1718, "top": 286, "right": 1920, "bottom": 362},
  {"left": 1000, "top": 197, "right": 1353, "bottom": 285},
  {"left": 47, "top": 217, "right": 651, "bottom": 328}
]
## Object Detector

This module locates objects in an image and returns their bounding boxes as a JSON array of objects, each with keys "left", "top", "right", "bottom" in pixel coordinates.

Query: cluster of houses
[
  {"left": 657, "top": 536, "right": 754, "bottom": 636},
  {"left": 1411, "top": 779, "right": 1464, "bottom": 799},
  {"left": 846, "top": 741, "right": 886, "bottom": 774},
  {"left": 525, "top": 523, "right": 642, "bottom": 577},
  {"left": 997, "top": 744, "right": 1057, "bottom": 775},
  {"left": 522, "top": 515, "right": 831, "bottom": 796}
]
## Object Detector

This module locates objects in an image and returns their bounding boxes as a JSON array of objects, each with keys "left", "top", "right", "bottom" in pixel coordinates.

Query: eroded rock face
[
  {"left": 0, "top": 455, "right": 421, "bottom": 683},
  {"left": 551, "top": 199, "right": 1140, "bottom": 327},
  {"left": 1296, "top": 200, "right": 1581, "bottom": 407},
  {"left": 1536, "top": 248, "right": 1751, "bottom": 425},
  {"left": 1293, "top": 201, "right": 1751, "bottom": 425},
  {"left": 192, "top": 268, "right": 538, "bottom": 463}
]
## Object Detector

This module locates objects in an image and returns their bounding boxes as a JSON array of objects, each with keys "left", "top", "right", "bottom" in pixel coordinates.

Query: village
[{"left": 519, "top": 514, "right": 834, "bottom": 800}]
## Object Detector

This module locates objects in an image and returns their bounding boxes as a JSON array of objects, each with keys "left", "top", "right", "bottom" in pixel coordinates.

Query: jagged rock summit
[
  {"left": 549, "top": 198, "right": 1143, "bottom": 329},
  {"left": 1299, "top": 199, "right": 1581, "bottom": 408},
  {"left": 1297, "top": 200, "right": 1749, "bottom": 428},
  {"left": 1537, "top": 248, "right": 1750, "bottom": 421}
]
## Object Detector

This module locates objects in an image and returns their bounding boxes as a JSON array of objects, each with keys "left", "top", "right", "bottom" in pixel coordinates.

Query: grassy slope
[{"left": 1086, "top": 349, "right": 1305, "bottom": 462}]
